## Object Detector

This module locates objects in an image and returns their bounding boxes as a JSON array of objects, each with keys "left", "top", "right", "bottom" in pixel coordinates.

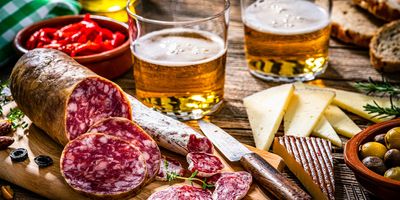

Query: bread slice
[
  {"left": 353, "top": 0, "right": 400, "bottom": 21},
  {"left": 370, "top": 20, "right": 400, "bottom": 72},
  {"left": 332, "top": 1, "right": 385, "bottom": 48}
]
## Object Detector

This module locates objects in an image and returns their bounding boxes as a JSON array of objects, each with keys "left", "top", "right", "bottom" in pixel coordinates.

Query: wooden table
[{"left": 1, "top": 0, "right": 398, "bottom": 199}]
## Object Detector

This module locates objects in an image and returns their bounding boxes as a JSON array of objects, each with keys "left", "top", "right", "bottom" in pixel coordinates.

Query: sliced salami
[
  {"left": 148, "top": 185, "right": 212, "bottom": 200},
  {"left": 156, "top": 156, "right": 185, "bottom": 181},
  {"left": 88, "top": 117, "right": 161, "bottom": 183},
  {"left": 128, "top": 95, "right": 213, "bottom": 155},
  {"left": 206, "top": 171, "right": 252, "bottom": 185},
  {"left": 212, "top": 172, "right": 252, "bottom": 200},
  {"left": 187, "top": 152, "right": 224, "bottom": 177},
  {"left": 61, "top": 133, "right": 147, "bottom": 199},
  {"left": 10, "top": 49, "right": 132, "bottom": 145}
]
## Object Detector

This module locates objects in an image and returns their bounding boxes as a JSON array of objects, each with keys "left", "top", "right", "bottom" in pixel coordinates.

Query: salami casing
[
  {"left": 87, "top": 117, "right": 161, "bottom": 183},
  {"left": 147, "top": 185, "right": 212, "bottom": 200},
  {"left": 187, "top": 152, "right": 224, "bottom": 177},
  {"left": 212, "top": 172, "right": 252, "bottom": 200},
  {"left": 128, "top": 95, "right": 213, "bottom": 155},
  {"left": 156, "top": 156, "right": 185, "bottom": 181},
  {"left": 61, "top": 133, "right": 147, "bottom": 199},
  {"left": 10, "top": 49, "right": 132, "bottom": 145}
]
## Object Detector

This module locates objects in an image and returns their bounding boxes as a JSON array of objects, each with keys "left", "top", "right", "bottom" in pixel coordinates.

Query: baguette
[{"left": 353, "top": 0, "right": 400, "bottom": 21}]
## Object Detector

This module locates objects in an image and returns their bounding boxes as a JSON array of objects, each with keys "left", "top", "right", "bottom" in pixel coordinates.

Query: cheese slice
[
  {"left": 243, "top": 84, "right": 294, "bottom": 150},
  {"left": 294, "top": 82, "right": 395, "bottom": 123},
  {"left": 312, "top": 116, "right": 342, "bottom": 147},
  {"left": 324, "top": 105, "right": 362, "bottom": 138},
  {"left": 284, "top": 88, "right": 335, "bottom": 137}
]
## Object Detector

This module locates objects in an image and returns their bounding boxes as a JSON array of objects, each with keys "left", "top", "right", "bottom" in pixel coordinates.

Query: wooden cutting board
[{"left": 0, "top": 103, "right": 284, "bottom": 200}]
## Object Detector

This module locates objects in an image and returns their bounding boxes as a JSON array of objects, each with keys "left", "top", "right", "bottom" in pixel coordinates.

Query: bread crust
[
  {"left": 353, "top": 0, "right": 400, "bottom": 21},
  {"left": 370, "top": 20, "right": 400, "bottom": 72}
]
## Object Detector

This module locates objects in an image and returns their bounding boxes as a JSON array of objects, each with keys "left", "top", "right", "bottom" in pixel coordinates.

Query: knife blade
[{"left": 198, "top": 120, "right": 311, "bottom": 200}]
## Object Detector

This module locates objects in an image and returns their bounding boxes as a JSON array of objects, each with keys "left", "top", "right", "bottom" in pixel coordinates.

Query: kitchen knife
[{"left": 198, "top": 120, "right": 311, "bottom": 200}]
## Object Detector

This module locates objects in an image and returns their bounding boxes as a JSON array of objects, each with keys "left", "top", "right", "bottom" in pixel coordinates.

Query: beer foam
[
  {"left": 243, "top": 0, "right": 330, "bottom": 35},
  {"left": 132, "top": 28, "right": 226, "bottom": 67}
]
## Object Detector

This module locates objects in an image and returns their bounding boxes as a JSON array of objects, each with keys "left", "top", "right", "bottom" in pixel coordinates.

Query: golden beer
[
  {"left": 243, "top": 0, "right": 331, "bottom": 81},
  {"left": 132, "top": 28, "right": 227, "bottom": 119}
]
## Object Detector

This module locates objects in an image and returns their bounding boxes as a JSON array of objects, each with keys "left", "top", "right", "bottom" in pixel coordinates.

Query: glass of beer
[
  {"left": 241, "top": 0, "right": 331, "bottom": 82},
  {"left": 127, "top": 0, "right": 230, "bottom": 120}
]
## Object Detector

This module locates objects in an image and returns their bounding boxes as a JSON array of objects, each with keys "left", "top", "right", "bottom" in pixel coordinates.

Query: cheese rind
[
  {"left": 284, "top": 88, "right": 335, "bottom": 137},
  {"left": 324, "top": 105, "right": 362, "bottom": 138},
  {"left": 312, "top": 116, "right": 342, "bottom": 147},
  {"left": 243, "top": 84, "right": 294, "bottom": 150}
]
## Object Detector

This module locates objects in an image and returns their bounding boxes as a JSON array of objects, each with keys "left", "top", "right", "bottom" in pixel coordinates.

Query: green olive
[
  {"left": 374, "top": 134, "right": 386, "bottom": 145},
  {"left": 362, "top": 156, "right": 387, "bottom": 175},
  {"left": 385, "top": 127, "right": 400, "bottom": 150},
  {"left": 384, "top": 149, "right": 400, "bottom": 167},
  {"left": 384, "top": 167, "right": 400, "bottom": 181},
  {"left": 360, "top": 142, "right": 388, "bottom": 159}
]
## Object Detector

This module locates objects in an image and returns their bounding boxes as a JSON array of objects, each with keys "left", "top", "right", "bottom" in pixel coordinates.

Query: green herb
[
  {"left": 355, "top": 78, "right": 400, "bottom": 118},
  {"left": 6, "top": 108, "right": 28, "bottom": 129},
  {"left": 166, "top": 170, "right": 214, "bottom": 189}
]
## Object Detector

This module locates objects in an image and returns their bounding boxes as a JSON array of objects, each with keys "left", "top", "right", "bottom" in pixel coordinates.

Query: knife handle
[{"left": 240, "top": 153, "right": 311, "bottom": 200}]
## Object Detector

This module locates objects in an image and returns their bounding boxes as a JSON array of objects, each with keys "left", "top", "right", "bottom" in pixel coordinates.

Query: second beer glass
[
  {"left": 127, "top": 0, "right": 230, "bottom": 120},
  {"left": 241, "top": 0, "right": 331, "bottom": 82}
]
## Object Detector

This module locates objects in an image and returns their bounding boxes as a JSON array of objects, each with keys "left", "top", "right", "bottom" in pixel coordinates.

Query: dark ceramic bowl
[
  {"left": 13, "top": 15, "right": 131, "bottom": 79},
  {"left": 344, "top": 119, "right": 400, "bottom": 199}
]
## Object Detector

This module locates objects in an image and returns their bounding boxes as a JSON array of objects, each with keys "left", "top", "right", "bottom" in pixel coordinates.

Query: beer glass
[
  {"left": 127, "top": 0, "right": 230, "bottom": 120},
  {"left": 241, "top": 0, "right": 331, "bottom": 82}
]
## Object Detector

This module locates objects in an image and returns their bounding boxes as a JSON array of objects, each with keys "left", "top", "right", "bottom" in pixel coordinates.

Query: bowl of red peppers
[{"left": 14, "top": 14, "right": 131, "bottom": 79}]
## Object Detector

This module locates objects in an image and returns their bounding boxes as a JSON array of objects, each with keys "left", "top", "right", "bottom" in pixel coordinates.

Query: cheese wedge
[
  {"left": 294, "top": 82, "right": 395, "bottom": 123},
  {"left": 325, "top": 105, "right": 362, "bottom": 138},
  {"left": 243, "top": 84, "right": 294, "bottom": 150},
  {"left": 312, "top": 116, "right": 342, "bottom": 147},
  {"left": 273, "top": 136, "right": 335, "bottom": 200},
  {"left": 284, "top": 88, "right": 335, "bottom": 137}
]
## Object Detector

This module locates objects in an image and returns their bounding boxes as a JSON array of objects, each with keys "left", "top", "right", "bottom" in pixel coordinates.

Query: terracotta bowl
[
  {"left": 13, "top": 15, "right": 131, "bottom": 79},
  {"left": 344, "top": 118, "right": 400, "bottom": 199}
]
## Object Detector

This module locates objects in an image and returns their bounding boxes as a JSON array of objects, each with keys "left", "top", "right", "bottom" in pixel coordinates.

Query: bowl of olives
[{"left": 345, "top": 119, "right": 400, "bottom": 199}]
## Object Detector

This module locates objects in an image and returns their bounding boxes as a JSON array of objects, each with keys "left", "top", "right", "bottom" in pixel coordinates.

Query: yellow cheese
[
  {"left": 243, "top": 84, "right": 294, "bottom": 150},
  {"left": 324, "top": 105, "right": 362, "bottom": 138},
  {"left": 312, "top": 116, "right": 342, "bottom": 147},
  {"left": 284, "top": 88, "right": 335, "bottom": 137}
]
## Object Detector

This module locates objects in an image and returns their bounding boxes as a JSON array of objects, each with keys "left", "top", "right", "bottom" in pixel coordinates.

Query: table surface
[{"left": 1, "top": 0, "right": 398, "bottom": 199}]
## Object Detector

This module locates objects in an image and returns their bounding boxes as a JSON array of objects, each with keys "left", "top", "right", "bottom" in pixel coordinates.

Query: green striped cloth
[{"left": 0, "top": 0, "right": 81, "bottom": 67}]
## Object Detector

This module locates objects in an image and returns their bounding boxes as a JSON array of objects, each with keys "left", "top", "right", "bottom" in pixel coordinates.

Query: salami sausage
[
  {"left": 147, "top": 185, "right": 212, "bottom": 200},
  {"left": 212, "top": 172, "right": 252, "bottom": 200},
  {"left": 10, "top": 49, "right": 132, "bottom": 145},
  {"left": 60, "top": 133, "right": 147, "bottom": 199},
  {"left": 128, "top": 95, "right": 213, "bottom": 155},
  {"left": 187, "top": 152, "right": 224, "bottom": 177},
  {"left": 156, "top": 156, "right": 185, "bottom": 181},
  {"left": 206, "top": 171, "right": 251, "bottom": 185},
  {"left": 87, "top": 117, "right": 161, "bottom": 183}
]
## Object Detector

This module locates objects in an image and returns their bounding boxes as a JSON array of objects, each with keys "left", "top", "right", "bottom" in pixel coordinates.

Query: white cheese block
[
  {"left": 312, "top": 116, "right": 342, "bottom": 147},
  {"left": 294, "top": 82, "right": 395, "bottom": 123},
  {"left": 243, "top": 84, "right": 294, "bottom": 150},
  {"left": 284, "top": 88, "right": 335, "bottom": 137},
  {"left": 324, "top": 105, "right": 362, "bottom": 138}
]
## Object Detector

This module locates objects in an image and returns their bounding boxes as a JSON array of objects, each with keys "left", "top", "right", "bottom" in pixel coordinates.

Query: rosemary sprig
[
  {"left": 166, "top": 170, "right": 214, "bottom": 189},
  {"left": 6, "top": 108, "right": 28, "bottom": 130}
]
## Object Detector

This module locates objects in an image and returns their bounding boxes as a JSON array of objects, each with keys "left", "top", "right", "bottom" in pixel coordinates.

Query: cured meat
[
  {"left": 156, "top": 156, "right": 185, "bottom": 181},
  {"left": 206, "top": 171, "right": 251, "bottom": 185},
  {"left": 147, "top": 185, "right": 212, "bottom": 200},
  {"left": 187, "top": 152, "right": 224, "bottom": 177},
  {"left": 212, "top": 172, "right": 252, "bottom": 200},
  {"left": 10, "top": 49, "right": 132, "bottom": 145},
  {"left": 61, "top": 133, "right": 147, "bottom": 199},
  {"left": 87, "top": 117, "right": 161, "bottom": 183},
  {"left": 128, "top": 95, "right": 213, "bottom": 155}
]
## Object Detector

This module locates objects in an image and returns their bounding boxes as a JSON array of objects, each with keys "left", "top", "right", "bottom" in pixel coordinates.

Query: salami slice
[
  {"left": 187, "top": 152, "right": 224, "bottom": 177},
  {"left": 10, "top": 49, "right": 132, "bottom": 145},
  {"left": 128, "top": 95, "right": 213, "bottom": 155},
  {"left": 87, "top": 117, "right": 161, "bottom": 183},
  {"left": 212, "top": 172, "right": 252, "bottom": 200},
  {"left": 156, "top": 156, "right": 185, "bottom": 181},
  {"left": 148, "top": 185, "right": 212, "bottom": 200},
  {"left": 61, "top": 133, "right": 147, "bottom": 199},
  {"left": 206, "top": 171, "right": 252, "bottom": 185}
]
